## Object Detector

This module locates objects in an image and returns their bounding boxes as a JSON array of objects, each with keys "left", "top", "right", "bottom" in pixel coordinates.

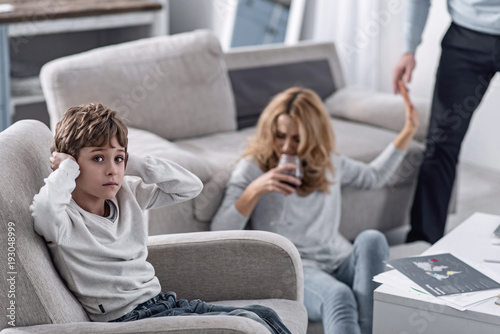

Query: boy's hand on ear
[{"left": 50, "top": 152, "right": 76, "bottom": 171}]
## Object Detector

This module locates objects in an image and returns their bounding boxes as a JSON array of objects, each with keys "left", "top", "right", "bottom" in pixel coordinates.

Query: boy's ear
[{"left": 125, "top": 153, "right": 129, "bottom": 169}]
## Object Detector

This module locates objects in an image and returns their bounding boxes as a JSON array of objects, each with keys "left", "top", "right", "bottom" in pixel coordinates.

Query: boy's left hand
[{"left": 50, "top": 152, "right": 76, "bottom": 171}]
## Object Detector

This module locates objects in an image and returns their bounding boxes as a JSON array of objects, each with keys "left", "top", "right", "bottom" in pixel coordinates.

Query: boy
[{"left": 30, "top": 103, "right": 290, "bottom": 333}]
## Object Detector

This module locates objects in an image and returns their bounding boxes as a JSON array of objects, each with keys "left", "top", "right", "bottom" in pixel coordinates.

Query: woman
[{"left": 212, "top": 83, "right": 418, "bottom": 334}]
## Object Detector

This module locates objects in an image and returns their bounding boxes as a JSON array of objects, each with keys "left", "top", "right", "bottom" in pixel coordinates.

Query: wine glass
[{"left": 277, "top": 154, "right": 303, "bottom": 189}]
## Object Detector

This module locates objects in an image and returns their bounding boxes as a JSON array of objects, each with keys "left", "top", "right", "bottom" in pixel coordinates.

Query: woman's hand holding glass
[{"left": 249, "top": 160, "right": 302, "bottom": 196}]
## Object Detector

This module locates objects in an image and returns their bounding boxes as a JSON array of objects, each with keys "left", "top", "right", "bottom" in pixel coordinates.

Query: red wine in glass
[{"left": 278, "top": 154, "right": 303, "bottom": 189}]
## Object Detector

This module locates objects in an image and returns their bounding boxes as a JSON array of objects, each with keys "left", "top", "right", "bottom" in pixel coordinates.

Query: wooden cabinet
[{"left": 0, "top": 0, "right": 168, "bottom": 130}]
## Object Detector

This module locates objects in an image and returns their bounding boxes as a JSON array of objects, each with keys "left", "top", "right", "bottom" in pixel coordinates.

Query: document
[
  {"left": 386, "top": 253, "right": 500, "bottom": 297},
  {"left": 375, "top": 253, "right": 500, "bottom": 311}
]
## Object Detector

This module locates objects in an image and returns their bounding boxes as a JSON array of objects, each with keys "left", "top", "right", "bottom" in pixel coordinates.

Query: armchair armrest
[
  {"left": 325, "top": 87, "right": 431, "bottom": 142},
  {"left": 146, "top": 230, "right": 303, "bottom": 303}
]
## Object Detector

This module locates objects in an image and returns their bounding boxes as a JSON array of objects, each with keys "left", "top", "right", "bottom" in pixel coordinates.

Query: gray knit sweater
[
  {"left": 212, "top": 143, "right": 405, "bottom": 272},
  {"left": 30, "top": 154, "right": 203, "bottom": 322}
]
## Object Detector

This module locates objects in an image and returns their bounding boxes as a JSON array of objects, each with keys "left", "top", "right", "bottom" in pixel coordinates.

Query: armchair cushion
[{"left": 0, "top": 316, "right": 272, "bottom": 334}]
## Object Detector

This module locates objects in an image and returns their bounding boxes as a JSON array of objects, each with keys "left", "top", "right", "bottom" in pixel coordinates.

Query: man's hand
[
  {"left": 393, "top": 53, "right": 416, "bottom": 94},
  {"left": 50, "top": 152, "right": 76, "bottom": 171}
]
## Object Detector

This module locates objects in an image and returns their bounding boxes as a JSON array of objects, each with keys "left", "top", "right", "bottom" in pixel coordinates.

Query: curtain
[{"left": 309, "top": 0, "right": 386, "bottom": 90}]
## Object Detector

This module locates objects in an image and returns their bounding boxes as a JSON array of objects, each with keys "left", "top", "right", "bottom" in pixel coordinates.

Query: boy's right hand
[{"left": 50, "top": 152, "right": 76, "bottom": 171}]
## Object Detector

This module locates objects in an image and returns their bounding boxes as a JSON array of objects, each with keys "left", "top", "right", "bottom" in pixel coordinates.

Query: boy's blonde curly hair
[{"left": 51, "top": 103, "right": 128, "bottom": 159}]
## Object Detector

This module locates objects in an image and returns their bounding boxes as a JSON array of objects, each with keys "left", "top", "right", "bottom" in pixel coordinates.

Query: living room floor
[
  {"left": 446, "top": 161, "right": 500, "bottom": 234},
  {"left": 386, "top": 161, "right": 500, "bottom": 245}
]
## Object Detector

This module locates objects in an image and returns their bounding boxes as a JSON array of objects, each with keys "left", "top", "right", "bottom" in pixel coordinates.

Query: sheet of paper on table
[{"left": 374, "top": 253, "right": 500, "bottom": 311}]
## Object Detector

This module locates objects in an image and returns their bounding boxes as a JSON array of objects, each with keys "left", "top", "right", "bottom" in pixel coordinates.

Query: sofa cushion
[
  {"left": 325, "top": 86, "right": 431, "bottom": 142},
  {"left": 128, "top": 127, "right": 212, "bottom": 183},
  {"left": 332, "top": 117, "right": 424, "bottom": 187},
  {"left": 176, "top": 127, "right": 256, "bottom": 222},
  {"left": 225, "top": 41, "right": 345, "bottom": 129},
  {"left": 41, "top": 30, "right": 237, "bottom": 140},
  {"left": 228, "top": 60, "right": 336, "bottom": 129}
]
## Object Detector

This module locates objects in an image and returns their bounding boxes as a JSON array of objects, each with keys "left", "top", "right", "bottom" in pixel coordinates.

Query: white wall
[{"left": 460, "top": 75, "right": 500, "bottom": 172}]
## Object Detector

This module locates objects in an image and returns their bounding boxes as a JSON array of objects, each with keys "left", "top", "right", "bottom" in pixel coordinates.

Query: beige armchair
[{"left": 0, "top": 120, "right": 307, "bottom": 333}]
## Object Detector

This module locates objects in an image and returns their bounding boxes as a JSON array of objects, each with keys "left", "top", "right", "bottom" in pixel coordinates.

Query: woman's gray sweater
[{"left": 212, "top": 143, "right": 405, "bottom": 272}]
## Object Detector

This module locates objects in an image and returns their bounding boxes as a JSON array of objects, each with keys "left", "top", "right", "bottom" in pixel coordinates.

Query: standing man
[{"left": 393, "top": 0, "right": 500, "bottom": 244}]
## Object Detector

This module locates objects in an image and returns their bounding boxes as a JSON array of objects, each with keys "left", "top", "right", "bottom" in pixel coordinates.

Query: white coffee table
[{"left": 373, "top": 212, "right": 500, "bottom": 334}]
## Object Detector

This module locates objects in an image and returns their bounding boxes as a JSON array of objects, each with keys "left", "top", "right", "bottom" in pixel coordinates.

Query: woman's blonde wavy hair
[{"left": 243, "top": 87, "right": 336, "bottom": 195}]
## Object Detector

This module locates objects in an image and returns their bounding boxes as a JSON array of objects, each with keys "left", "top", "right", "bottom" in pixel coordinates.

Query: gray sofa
[
  {"left": 40, "top": 29, "right": 431, "bottom": 243},
  {"left": 0, "top": 120, "right": 307, "bottom": 333}
]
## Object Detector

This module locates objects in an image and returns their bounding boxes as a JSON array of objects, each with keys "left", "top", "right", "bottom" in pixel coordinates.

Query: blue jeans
[
  {"left": 110, "top": 291, "right": 291, "bottom": 334},
  {"left": 303, "top": 230, "right": 388, "bottom": 334}
]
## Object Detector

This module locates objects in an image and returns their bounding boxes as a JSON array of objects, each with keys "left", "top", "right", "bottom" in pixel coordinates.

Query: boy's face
[{"left": 72, "top": 136, "right": 126, "bottom": 209}]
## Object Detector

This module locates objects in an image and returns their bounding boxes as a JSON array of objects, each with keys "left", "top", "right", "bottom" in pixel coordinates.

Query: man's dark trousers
[{"left": 407, "top": 22, "right": 500, "bottom": 244}]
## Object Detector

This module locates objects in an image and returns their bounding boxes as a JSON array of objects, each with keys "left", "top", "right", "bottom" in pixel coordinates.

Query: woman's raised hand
[
  {"left": 392, "top": 81, "right": 420, "bottom": 151},
  {"left": 398, "top": 80, "right": 419, "bottom": 133}
]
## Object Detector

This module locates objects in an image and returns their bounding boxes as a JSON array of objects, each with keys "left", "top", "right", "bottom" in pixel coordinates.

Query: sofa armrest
[
  {"left": 325, "top": 87, "right": 431, "bottom": 142},
  {"left": 0, "top": 317, "right": 269, "bottom": 334},
  {"left": 146, "top": 230, "right": 303, "bottom": 303}
]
